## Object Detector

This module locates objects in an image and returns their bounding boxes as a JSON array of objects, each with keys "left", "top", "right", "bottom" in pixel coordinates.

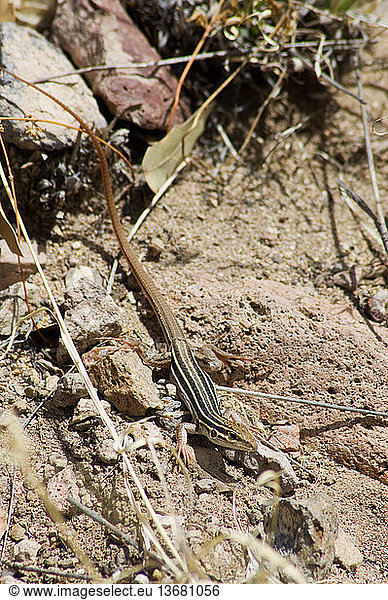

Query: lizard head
[{"left": 206, "top": 418, "right": 258, "bottom": 452}]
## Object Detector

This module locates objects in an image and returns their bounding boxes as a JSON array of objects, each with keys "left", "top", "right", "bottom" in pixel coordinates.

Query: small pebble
[
  {"left": 24, "top": 386, "right": 36, "bottom": 399},
  {"left": 96, "top": 438, "right": 119, "bottom": 465},
  {"left": 133, "top": 573, "right": 150, "bottom": 584},
  {"left": 71, "top": 397, "right": 111, "bottom": 430},
  {"left": 194, "top": 478, "right": 217, "bottom": 494},
  {"left": 334, "top": 529, "right": 363, "bottom": 569},
  {"left": 13, "top": 539, "right": 40, "bottom": 563},
  {"left": 0, "top": 575, "right": 23, "bottom": 584},
  {"left": 270, "top": 424, "right": 300, "bottom": 452},
  {"left": 9, "top": 524, "right": 25, "bottom": 542},
  {"left": 366, "top": 289, "right": 388, "bottom": 323},
  {"left": 13, "top": 399, "right": 29, "bottom": 414},
  {"left": 64, "top": 265, "right": 102, "bottom": 287},
  {"left": 50, "top": 372, "right": 87, "bottom": 409},
  {"left": 45, "top": 375, "right": 60, "bottom": 393},
  {"left": 48, "top": 452, "right": 68, "bottom": 469}
]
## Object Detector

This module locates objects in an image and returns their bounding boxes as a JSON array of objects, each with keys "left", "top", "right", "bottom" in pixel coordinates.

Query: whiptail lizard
[{"left": 8, "top": 70, "right": 258, "bottom": 460}]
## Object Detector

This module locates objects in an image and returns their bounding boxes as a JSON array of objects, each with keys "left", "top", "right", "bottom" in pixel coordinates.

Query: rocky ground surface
[{"left": 0, "top": 2, "right": 388, "bottom": 586}]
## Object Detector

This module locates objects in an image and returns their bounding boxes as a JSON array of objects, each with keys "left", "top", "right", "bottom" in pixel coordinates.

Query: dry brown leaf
[
  {"left": 0, "top": 201, "right": 23, "bottom": 256},
  {"left": 142, "top": 103, "right": 213, "bottom": 193}
]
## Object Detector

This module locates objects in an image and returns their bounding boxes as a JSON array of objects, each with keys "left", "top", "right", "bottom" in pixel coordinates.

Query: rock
[
  {"left": 56, "top": 277, "right": 124, "bottom": 362},
  {"left": 52, "top": 0, "right": 189, "bottom": 129},
  {"left": 9, "top": 524, "right": 25, "bottom": 542},
  {"left": 127, "top": 421, "right": 165, "bottom": 447},
  {"left": 233, "top": 279, "right": 388, "bottom": 485},
  {"left": 332, "top": 266, "right": 363, "bottom": 292},
  {"left": 0, "top": 239, "right": 46, "bottom": 290},
  {"left": 64, "top": 266, "right": 103, "bottom": 288},
  {"left": 15, "top": 0, "right": 55, "bottom": 28},
  {"left": 133, "top": 573, "right": 150, "bottom": 584},
  {"left": 366, "top": 289, "right": 388, "bottom": 322},
  {"left": 269, "top": 424, "right": 300, "bottom": 452},
  {"left": 264, "top": 493, "right": 337, "bottom": 580},
  {"left": 319, "top": 424, "right": 388, "bottom": 486},
  {"left": 13, "top": 399, "right": 29, "bottom": 414},
  {"left": 96, "top": 437, "right": 118, "bottom": 465},
  {"left": 223, "top": 440, "right": 299, "bottom": 494},
  {"left": 70, "top": 397, "right": 111, "bottom": 430},
  {"left": 48, "top": 452, "right": 68, "bottom": 470},
  {"left": 0, "top": 22, "right": 106, "bottom": 150},
  {"left": 50, "top": 372, "right": 88, "bottom": 408},
  {"left": 47, "top": 466, "right": 81, "bottom": 515},
  {"left": 0, "top": 574, "right": 23, "bottom": 583},
  {"left": 83, "top": 346, "right": 163, "bottom": 416},
  {"left": 0, "top": 282, "right": 44, "bottom": 336},
  {"left": 194, "top": 478, "right": 217, "bottom": 494},
  {"left": 44, "top": 375, "right": 60, "bottom": 395},
  {"left": 334, "top": 529, "right": 363, "bottom": 569},
  {"left": 12, "top": 539, "right": 40, "bottom": 563}
]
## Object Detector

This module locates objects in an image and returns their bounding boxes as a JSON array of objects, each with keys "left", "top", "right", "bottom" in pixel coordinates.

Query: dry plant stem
[
  {"left": 121, "top": 471, "right": 184, "bottom": 579},
  {"left": 1, "top": 68, "right": 186, "bottom": 577},
  {"left": 355, "top": 52, "right": 388, "bottom": 253},
  {"left": 1, "top": 308, "right": 56, "bottom": 357},
  {"left": 0, "top": 116, "right": 134, "bottom": 174},
  {"left": 199, "top": 531, "right": 305, "bottom": 583},
  {"left": 66, "top": 496, "right": 142, "bottom": 552},
  {"left": 216, "top": 385, "right": 388, "bottom": 418},
  {"left": 0, "top": 468, "right": 16, "bottom": 564},
  {"left": 0, "top": 394, "right": 45, "bottom": 563},
  {"left": 239, "top": 68, "right": 287, "bottom": 155},
  {"left": 337, "top": 179, "right": 388, "bottom": 253},
  {"left": 293, "top": 52, "right": 365, "bottom": 104},
  {"left": 107, "top": 160, "right": 187, "bottom": 294},
  {"left": 167, "top": 0, "right": 226, "bottom": 131},
  {"left": 2, "top": 415, "right": 101, "bottom": 579},
  {"left": 34, "top": 39, "right": 365, "bottom": 85},
  {"left": 34, "top": 50, "right": 232, "bottom": 84},
  {"left": 0, "top": 134, "right": 39, "bottom": 333},
  {"left": 1, "top": 561, "right": 90, "bottom": 581},
  {"left": 216, "top": 123, "right": 239, "bottom": 159},
  {"left": 261, "top": 121, "right": 305, "bottom": 166}
]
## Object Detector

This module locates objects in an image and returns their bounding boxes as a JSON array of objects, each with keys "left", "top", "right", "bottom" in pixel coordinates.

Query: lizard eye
[{"left": 209, "top": 429, "right": 218, "bottom": 439}]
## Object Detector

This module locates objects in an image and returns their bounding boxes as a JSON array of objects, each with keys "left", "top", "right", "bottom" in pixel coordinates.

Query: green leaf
[{"left": 142, "top": 103, "right": 213, "bottom": 193}]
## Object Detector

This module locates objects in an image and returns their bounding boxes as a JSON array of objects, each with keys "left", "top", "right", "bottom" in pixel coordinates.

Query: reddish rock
[
  {"left": 270, "top": 424, "right": 300, "bottom": 452},
  {"left": 52, "top": 0, "right": 189, "bottom": 129},
  {"left": 316, "top": 424, "right": 388, "bottom": 485}
]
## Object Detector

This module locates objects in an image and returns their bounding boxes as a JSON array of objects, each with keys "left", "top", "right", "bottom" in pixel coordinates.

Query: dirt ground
[{"left": 1, "top": 22, "right": 388, "bottom": 585}]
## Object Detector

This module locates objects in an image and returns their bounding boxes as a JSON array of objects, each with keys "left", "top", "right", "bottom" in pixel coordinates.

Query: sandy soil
[{"left": 1, "top": 24, "right": 388, "bottom": 585}]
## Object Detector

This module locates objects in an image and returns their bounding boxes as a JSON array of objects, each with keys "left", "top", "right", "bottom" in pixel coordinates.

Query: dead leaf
[
  {"left": 142, "top": 103, "right": 213, "bottom": 193},
  {"left": 0, "top": 201, "right": 23, "bottom": 256}
]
